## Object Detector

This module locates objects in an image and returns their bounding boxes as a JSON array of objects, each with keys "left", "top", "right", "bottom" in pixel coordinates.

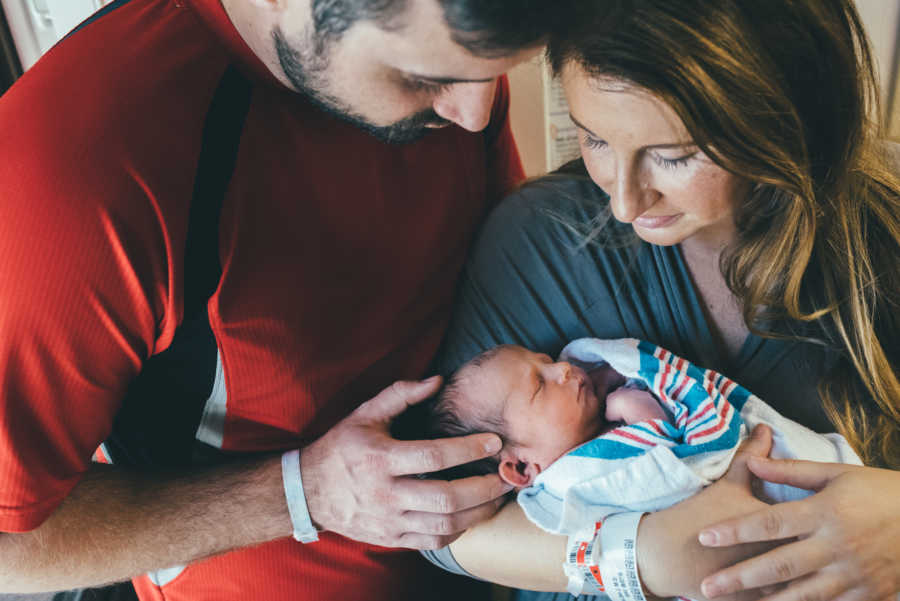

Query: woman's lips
[{"left": 634, "top": 213, "right": 681, "bottom": 229}]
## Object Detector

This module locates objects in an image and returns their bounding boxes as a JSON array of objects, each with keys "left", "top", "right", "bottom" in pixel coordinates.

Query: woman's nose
[{"left": 610, "top": 163, "right": 656, "bottom": 223}]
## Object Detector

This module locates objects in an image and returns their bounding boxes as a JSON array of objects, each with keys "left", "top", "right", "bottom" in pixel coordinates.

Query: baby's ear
[{"left": 498, "top": 447, "right": 540, "bottom": 488}]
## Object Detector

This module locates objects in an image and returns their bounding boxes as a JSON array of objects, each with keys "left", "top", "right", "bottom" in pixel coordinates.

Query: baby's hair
[{"left": 424, "top": 345, "right": 520, "bottom": 480}]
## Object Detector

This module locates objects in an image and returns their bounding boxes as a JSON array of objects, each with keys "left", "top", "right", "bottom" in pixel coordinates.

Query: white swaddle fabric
[{"left": 517, "top": 338, "right": 861, "bottom": 535}]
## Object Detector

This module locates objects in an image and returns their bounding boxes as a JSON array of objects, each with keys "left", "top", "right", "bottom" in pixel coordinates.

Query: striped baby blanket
[{"left": 517, "top": 337, "right": 861, "bottom": 535}]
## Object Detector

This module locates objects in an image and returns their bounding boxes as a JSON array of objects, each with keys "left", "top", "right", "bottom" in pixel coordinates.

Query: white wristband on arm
[
  {"left": 281, "top": 449, "right": 319, "bottom": 543},
  {"left": 564, "top": 512, "right": 648, "bottom": 601}
]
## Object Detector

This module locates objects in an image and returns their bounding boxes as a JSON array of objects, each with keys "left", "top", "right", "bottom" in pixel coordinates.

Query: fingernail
[
  {"left": 698, "top": 530, "right": 718, "bottom": 546},
  {"left": 484, "top": 437, "right": 502, "bottom": 453},
  {"left": 424, "top": 375, "right": 441, "bottom": 384}
]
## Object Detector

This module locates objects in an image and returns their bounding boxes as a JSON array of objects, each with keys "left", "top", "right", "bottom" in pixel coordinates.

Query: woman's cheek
[{"left": 580, "top": 144, "right": 616, "bottom": 187}]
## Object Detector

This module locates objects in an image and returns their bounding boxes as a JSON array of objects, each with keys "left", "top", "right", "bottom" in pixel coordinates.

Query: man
[{"left": 0, "top": 0, "right": 576, "bottom": 599}]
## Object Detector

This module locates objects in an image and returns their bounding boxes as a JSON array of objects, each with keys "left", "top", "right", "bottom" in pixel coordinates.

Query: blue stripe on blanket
[
  {"left": 569, "top": 438, "right": 647, "bottom": 459},
  {"left": 570, "top": 340, "right": 749, "bottom": 460}
]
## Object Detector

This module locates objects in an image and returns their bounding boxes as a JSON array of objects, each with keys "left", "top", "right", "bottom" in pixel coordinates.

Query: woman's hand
[
  {"left": 698, "top": 459, "right": 900, "bottom": 601},
  {"left": 636, "top": 424, "right": 780, "bottom": 601}
]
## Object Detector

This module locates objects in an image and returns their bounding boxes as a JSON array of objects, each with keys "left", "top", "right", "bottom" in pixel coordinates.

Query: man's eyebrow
[
  {"left": 569, "top": 113, "right": 695, "bottom": 149},
  {"left": 407, "top": 73, "right": 495, "bottom": 84}
]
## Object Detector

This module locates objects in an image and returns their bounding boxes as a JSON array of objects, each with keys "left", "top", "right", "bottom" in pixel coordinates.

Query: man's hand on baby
[{"left": 299, "top": 376, "right": 513, "bottom": 550}]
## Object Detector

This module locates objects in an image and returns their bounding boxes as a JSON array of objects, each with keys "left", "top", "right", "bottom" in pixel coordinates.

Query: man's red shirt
[{"left": 0, "top": 0, "right": 523, "bottom": 598}]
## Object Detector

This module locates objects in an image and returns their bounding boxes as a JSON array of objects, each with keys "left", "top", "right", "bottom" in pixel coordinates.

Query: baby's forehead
[
  {"left": 454, "top": 346, "right": 528, "bottom": 400},
  {"left": 465, "top": 345, "right": 529, "bottom": 375}
]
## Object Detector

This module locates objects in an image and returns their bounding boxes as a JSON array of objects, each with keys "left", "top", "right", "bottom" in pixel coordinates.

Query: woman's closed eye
[
  {"left": 582, "top": 134, "right": 607, "bottom": 151},
  {"left": 651, "top": 150, "right": 698, "bottom": 170},
  {"left": 581, "top": 135, "right": 698, "bottom": 171}
]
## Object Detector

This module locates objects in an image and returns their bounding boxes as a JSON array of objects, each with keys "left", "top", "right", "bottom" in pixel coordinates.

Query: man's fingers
[
  {"left": 395, "top": 532, "right": 460, "bottom": 551},
  {"left": 393, "top": 473, "right": 512, "bottom": 513},
  {"left": 701, "top": 538, "right": 831, "bottom": 597},
  {"left": 699, "top": 499, "right": 816, "bottom": 546},
  {"left": 356, "top": 376, "right": 443, "bottom": 422},
  {"left": 386, "top": 434, "right": 502, "bottom": 476},
  {"left": 724, "top": 424, "right": 774, "bottom": 486},
  {"left": 746, "top": 457, "right": 849, "bottom": 492},
  {"left": 402, "top": 498, "right": 507, "bottom": 537},
  {"left": 392, "top": 496, "right": 509, "bottom": 550}
]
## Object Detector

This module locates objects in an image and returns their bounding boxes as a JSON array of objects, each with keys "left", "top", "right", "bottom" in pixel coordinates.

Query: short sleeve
[{"left": 0, "top": 85, "right": 175, "bottom": 532}]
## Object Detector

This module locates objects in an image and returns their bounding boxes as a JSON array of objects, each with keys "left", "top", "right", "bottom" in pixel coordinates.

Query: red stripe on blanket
[
  {"left": 688, "top": 403, "right": 733, "bottom": 442},
  {"left": 688, "top": 400, "right": 716, "bottom": 425},
  {"left": 645, "top": 420, "right": 668, "bottom": 436},
  {"left": 614, "top": 429, "right": 658, "bottom": 447},
  {"left": 670, "top": 375, "right": 690, "bottom": 401}
]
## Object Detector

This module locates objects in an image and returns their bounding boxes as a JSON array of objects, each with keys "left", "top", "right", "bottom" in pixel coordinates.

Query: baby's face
[{"left": 465, "top": 346, "right": 614, "bottom": 470}]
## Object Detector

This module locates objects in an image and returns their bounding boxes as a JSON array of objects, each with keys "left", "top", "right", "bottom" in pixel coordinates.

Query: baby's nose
[{"left": 553, "top": 361, "right": 573, "bottom": 382}]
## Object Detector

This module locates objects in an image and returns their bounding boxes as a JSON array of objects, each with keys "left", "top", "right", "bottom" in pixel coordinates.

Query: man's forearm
[{"left": 0, "top": 456, "right": 291, "bottom": 593}]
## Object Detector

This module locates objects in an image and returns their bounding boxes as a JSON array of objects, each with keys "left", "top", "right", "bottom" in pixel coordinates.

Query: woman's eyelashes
[
  {"left": 651, "top": 152, "right": 697, "bottom": 170},
  {"left": 580, "top": 134, "right": 698, "bottom": 170},
  {"left": 582, "top": 135, "right": 608, "bottom": 151}
]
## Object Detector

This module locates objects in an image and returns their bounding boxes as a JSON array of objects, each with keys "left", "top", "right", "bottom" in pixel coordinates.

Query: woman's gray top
[{"left": 421, "top": 164, "right": 847, "bottom": 593}]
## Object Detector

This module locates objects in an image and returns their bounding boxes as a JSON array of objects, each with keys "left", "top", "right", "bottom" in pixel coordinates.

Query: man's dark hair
[{"left": 311, "top": 0, "right": 585, "bottom": 57}]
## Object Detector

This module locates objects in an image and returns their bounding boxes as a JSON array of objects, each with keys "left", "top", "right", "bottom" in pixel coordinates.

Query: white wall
[
  {"left": 856, "top": 0, "right": 900, "bottom": 106},
  {"left": 2, "top": 0, "right": 111, "bottom": 71}
]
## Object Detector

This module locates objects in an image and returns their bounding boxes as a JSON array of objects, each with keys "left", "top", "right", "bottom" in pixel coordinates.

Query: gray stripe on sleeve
[{"left": 420, "top": 547, "right": 482, "bottom": 580}]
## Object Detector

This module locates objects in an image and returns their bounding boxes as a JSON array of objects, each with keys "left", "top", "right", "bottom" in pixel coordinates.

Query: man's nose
[
  {"left": 432, "top": 80, "right": 497, "bottom": 132},
  {"left": 610, "top": 161, "right": 655, "bottom": 223}
]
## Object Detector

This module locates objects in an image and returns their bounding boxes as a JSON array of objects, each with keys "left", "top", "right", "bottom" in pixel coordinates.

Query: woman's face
[{"left": 562, "top": 63, "right": 750, "bottom": 249}]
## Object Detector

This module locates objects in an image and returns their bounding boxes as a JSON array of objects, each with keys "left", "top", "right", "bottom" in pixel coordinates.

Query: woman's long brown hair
[{"left": 549, "top": 0, "right": 900, "bottom": 467}]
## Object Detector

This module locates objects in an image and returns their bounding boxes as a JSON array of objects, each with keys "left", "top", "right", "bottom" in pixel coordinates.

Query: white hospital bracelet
[
  {"left": 598, "top": 512, "right": 648, "bottom": 601},
  {"left": 281, "top": 449, "right": 319, "bottom": 543},
  {"left": 564, "top": 523, "right": 606, "bottom": 596}
]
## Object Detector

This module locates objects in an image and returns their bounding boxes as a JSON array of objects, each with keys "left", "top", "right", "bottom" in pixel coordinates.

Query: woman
[{"left": 429, "top": 1, "right": 900, "bottom": 599}]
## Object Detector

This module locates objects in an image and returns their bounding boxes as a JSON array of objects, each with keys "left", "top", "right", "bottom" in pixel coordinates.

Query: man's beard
[{"left": 273, "top": 27, "right": 450, "bottom": 144}]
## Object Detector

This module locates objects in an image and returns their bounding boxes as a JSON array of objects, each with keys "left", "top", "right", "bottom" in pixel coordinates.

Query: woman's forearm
[
  {"left": 450, "top": 480, "right": 777, "bottom": 599},
  {"left": 636, "top": 486, "right": 777, "bottom": 600},
  {"left": 450, "top": 501, "right": 568, "bottom": 592}
]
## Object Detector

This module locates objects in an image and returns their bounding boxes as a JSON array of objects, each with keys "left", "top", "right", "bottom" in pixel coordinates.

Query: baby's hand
[{"left": 605, "top": 388, "right": 668, "bottom": 425}]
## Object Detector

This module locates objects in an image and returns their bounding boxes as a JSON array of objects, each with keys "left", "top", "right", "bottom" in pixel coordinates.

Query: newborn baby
[
  {"left": 427, "top": 343, "right": 670, "bottom": 487},
  {"left": 426, "top": 337, "right": 862, "bottom": 597}
]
